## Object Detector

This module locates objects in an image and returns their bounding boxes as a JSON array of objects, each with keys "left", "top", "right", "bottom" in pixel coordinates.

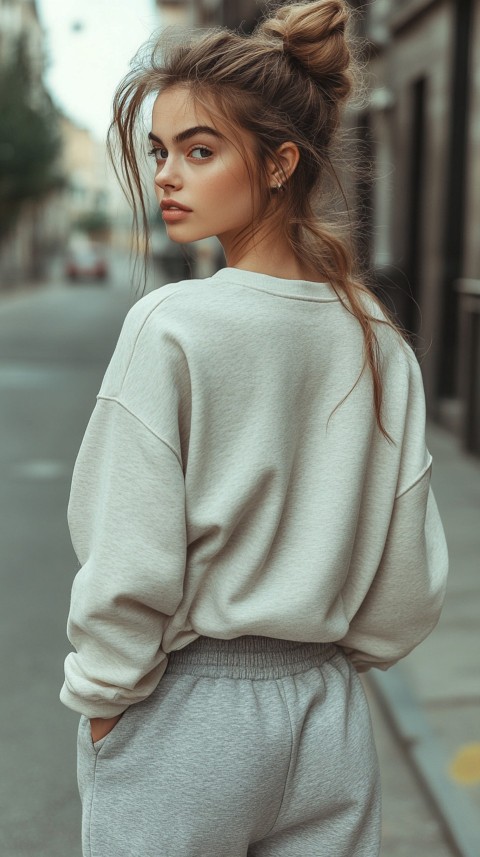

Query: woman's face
[{"left": 150, "top": 86, "right": 262, "bottom": 251}]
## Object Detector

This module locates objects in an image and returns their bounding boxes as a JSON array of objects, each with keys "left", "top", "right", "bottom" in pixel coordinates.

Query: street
[
  {"left": 0, "top": 258, "right": 134, "bottom": 857},
  {"left": 0, "top": 263, "right": 477, "bottom": 856}
]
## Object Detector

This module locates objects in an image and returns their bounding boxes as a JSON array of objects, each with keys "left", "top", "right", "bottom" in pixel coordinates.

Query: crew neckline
[{"left": 210, "top": 267, "right": 339, "bottom": 302}]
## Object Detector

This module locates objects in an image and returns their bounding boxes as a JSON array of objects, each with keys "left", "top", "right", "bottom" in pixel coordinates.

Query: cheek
[{"left": 197, "top": 160, "right": 255, "bottom": 221}]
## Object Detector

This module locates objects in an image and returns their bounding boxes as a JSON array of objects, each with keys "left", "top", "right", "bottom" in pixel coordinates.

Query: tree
[
  {"left": 0, "top": 35, "right": 63, "bottom": 240},
  {"left": 74, "top": 209, "right": 112, "bottom": 239}
]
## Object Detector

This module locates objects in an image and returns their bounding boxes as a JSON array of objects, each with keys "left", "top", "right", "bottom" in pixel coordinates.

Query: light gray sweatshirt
[{"left": 60, "top": 267, "right": 448, "bottom": 718}]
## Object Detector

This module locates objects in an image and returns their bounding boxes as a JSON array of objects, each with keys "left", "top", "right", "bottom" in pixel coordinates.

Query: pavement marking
[
  {"left": 0, "top": 363, "right": 70, "bottom": 388},
  {"left": 449, "top": 744, "right": 480, "bottom": 785},
  {"left": 369, "top": 667, "right": 480, "bottom": 857},
  {"left": 11, "top": 460, "right": 71, "bottom": 480}
]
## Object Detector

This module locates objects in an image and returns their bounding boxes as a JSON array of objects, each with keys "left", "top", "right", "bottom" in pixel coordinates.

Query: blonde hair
[{"left": 108, "top": 0, "right": 405, "bottom": 441}]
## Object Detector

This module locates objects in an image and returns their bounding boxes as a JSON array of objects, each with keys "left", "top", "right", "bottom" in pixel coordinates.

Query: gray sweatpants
[{"left": 77, "top": 636, "right": 381, "bottom": 856}]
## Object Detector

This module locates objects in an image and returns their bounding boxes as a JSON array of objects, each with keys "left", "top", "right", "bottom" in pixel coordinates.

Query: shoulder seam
[
  {"left": 96, "top": 395, "right": 182, "bottom": 466},
  {"left": 128, "top": 289, "right": 182, "bottom": 328},
  {"left": 117, "top": 291, "right": 184, "bottom": 398}
]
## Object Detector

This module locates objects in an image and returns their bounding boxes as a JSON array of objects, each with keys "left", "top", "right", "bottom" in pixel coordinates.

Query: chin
[
  {"left": 166, "top": 226, "right": 214, "bottom": 243},
  {"left": 164, "top": 230, "right": 187, "bottom": 244}
]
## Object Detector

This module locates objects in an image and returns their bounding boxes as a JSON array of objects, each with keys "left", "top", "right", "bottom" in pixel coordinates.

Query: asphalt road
[
  {"left": 0, "top": 261, "right": 134, "bottom": 857},
  {"left": 0, "top": 261, "right": 456, "bottom": 856}
]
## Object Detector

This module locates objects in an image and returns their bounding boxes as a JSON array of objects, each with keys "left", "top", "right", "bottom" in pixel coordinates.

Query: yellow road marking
[{"left": 449, "top": 743, "right": 480, "bottom": 785}]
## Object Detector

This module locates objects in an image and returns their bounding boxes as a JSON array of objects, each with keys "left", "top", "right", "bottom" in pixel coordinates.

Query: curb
[
  {"left": 0, "top": 281, "right": 48, "bottom": 303},
  {"left": 368, "top": 667, "right": 480, "bottom": 857}
]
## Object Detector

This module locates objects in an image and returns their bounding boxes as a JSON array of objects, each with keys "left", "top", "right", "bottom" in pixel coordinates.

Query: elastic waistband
[{"left": 165, "top": 635, "right": 338, "bottom": 679}]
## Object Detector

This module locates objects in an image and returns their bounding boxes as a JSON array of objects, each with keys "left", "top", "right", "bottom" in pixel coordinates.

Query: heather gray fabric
[{"left": 77, "top": 635, "right": 381, "bottom": 857}]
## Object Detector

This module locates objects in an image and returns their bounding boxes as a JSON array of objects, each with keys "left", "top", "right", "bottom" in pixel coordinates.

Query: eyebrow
[{"left": 148, "top": 125, "right": 224, "bottom": 145}]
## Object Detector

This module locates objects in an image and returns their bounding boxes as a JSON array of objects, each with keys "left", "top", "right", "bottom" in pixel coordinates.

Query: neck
[{"left": 220, "top": 224, "right": 321, "bottom": 283}]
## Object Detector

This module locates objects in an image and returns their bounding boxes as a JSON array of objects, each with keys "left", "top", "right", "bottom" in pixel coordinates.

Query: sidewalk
[{"left": 368, "top": 421, "right": 480, "bottom": 855}]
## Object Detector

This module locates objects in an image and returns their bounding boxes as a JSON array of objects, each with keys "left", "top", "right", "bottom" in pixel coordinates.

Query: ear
[{"left": 267, "top": 142, "right": 300, "bottom": 189}]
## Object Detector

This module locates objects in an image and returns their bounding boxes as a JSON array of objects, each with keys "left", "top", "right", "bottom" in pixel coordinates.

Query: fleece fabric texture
[
  {"left": 76, "top": 635, "right": 381, "bottom": 857},
  {"left": 60, "top": 267, "right": 449, "bottom": 717}
]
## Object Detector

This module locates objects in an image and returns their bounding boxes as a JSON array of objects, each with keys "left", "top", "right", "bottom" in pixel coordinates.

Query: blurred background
[{"left": 0, "top": 1, "right": 479, "bottom": 855}]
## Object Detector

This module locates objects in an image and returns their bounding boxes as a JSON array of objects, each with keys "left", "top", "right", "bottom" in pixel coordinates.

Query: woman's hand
[{"left": 90, "top": 713, "right": 124, "bottom": 743}]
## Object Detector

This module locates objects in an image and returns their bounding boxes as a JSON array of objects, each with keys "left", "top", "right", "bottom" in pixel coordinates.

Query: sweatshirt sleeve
[
  {"left": 338, "top": 468, "right": 448, "bottom": 671},
  {"left": 59, "top": 398, "right": 187, "bottom": 717},
  {"left": 337, "top": 348, "right": 449, "bottom": 672}
]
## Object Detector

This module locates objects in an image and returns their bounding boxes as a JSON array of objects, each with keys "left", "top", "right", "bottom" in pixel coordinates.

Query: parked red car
[{"left": 65, "top": 244, "right": 108, "bottom": 282}]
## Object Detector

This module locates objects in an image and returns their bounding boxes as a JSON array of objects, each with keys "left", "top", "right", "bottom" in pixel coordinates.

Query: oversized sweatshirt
[{"left": 60, "top": 267, "right": 449, "bottom": 718}]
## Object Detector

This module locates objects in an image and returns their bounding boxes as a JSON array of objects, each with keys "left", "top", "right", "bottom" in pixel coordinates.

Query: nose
[{"left": 154, "top": 157, "right": 182, "bottom": 192}]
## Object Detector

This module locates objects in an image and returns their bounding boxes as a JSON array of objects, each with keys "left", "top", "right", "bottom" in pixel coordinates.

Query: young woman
[{"left": 60, "top": 2, "right": 448, "bottom": 855}]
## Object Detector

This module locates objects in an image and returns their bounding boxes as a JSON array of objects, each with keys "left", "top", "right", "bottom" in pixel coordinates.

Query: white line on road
[{"left": 10, "top": 460, "right": 71, "bottom": 480}]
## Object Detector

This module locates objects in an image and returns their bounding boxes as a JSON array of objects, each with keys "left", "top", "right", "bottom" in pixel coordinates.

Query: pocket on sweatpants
[{"left": 79, "top": 711, "right": 127, "bottom": 756}]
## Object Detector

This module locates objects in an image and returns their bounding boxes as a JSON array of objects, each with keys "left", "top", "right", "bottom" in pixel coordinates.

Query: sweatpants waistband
[{"left": 165, "top": 635, "right": 339, "bottom": 679}]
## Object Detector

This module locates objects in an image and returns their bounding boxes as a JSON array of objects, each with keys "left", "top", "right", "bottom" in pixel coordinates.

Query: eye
[
  {"left": 189, "top": 146, "right": 212, "bottom": 160},
  {"left": 148, "top": 147, "right": 167, "bottom": 163}
]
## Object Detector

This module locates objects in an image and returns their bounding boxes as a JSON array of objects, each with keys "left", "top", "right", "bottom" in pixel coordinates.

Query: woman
[{"left": 60, "top": 2, "right": 448, "bottom": 855}]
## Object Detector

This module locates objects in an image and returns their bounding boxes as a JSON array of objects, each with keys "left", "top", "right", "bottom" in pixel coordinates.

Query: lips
[{"left": 160, "top": 200, "right": 192, "bottom": 212}]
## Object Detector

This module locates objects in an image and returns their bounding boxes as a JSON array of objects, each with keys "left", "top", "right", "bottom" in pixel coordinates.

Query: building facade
[
  {"left": 59, "top": 115, "right": 110, "bottom": 232},
  {"left": 353, "top": 0, "right": 478, "bottom": 450}
]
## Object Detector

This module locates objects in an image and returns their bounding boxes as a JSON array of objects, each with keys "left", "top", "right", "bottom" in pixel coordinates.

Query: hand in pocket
[{"left": 90, "top": 711, "right": 125, "bottom": 743}]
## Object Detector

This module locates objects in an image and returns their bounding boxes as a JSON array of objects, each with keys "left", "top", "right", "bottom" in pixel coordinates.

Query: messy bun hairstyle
[
  {"left": 108, "top": 0, "right": 402, "bottom": 441},
  {"left": 258, "top": 0, "right": 353, "bottom": 105}
]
